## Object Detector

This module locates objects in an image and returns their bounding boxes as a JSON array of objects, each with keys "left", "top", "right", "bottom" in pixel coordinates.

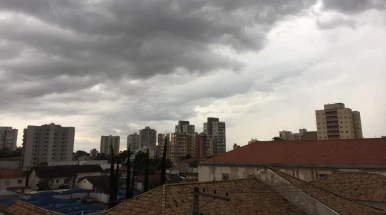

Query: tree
[
  {"left": 130, "top": 154, "right": 137, "bottom": 196},
  {"left": 108, "top": 146, "right": 117, "bottom": 209},
  {"left": 160, "top": 137, "right": 167, "bottom": 185},
  {"left": 37, "top": 178, "right": 51, "bottom": 191},
  {"left": 126, "top": 144, "right": 131, "bottom": 199},
  {"left": 74, "top": 150, "right": 90, "bottom": 160},
  {"left": 94, "top": 153, "right": 107, "bottom": 160},
  {"left": 189, "top": 160, "right": 198, "bottom": 168},
  {"left": 143, "top": 149, "right": 149, "bottom": 192}
]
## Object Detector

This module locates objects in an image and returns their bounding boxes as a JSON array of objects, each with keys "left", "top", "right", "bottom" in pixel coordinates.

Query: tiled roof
[
  {"left": 4, "top": 201, "right": 62, "bottom": 215},
  {"left": 105, "top": 178, "right": 307, "bottom": 215},
  {"left": 0, "top": 169, "right": 25, "bottom": 179},
  {"left": 201, "top": 138, "right": 386, "bottom": 167},
  {"left": 310, "top": 172, "right": 386, "bottom": 202},
  {"left": 271, "top": 169, "right": 384, "bottom": 215},
  {"left": 34, "top": 165, "right": 103, "bottom": 178},
  {"left": 168, "top": 165, "right": 184, "bottom": 171}
]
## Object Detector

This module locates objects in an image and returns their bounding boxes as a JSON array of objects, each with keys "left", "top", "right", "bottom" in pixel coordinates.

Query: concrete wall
[
  {"left": 256, "top": 169, "right": 339, "bottom": 215},
  {"left": 90, "top": 192, "right": 110, "bottom": 203},
  {"left": 198, "top": 165, "right": 386, "bottom": 182},
  {"left": 0, "top": 177, "right": 25, "bottom": 190}
]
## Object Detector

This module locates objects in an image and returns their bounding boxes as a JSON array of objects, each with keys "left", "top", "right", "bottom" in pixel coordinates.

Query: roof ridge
[
  {"left": 163, "top": 177, "right": 257, "bottom": 187},
  {"left": 269, "top": 168, "right": 384, "bottom": 212}
]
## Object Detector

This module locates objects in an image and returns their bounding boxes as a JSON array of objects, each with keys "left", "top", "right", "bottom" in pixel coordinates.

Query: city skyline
[{"left": 0, "top": 1, "right": 385, "bottom": 152}]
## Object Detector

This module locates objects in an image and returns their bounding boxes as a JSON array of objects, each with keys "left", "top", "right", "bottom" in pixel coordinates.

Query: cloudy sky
[{"left": 0, "top": 0, "right": 385, "bottom": 152}]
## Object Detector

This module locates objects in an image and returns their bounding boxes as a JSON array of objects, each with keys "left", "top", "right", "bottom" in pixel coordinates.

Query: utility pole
[{"left": 192, "top": 187, "right": 229, "bottom": 215}]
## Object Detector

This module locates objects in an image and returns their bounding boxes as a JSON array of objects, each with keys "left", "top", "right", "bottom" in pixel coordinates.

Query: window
[
  {"left": 17, "top": 179, "right": 23, "bottom": 184},
  {"left": 222, "top": 173, "right": 229, "bottom": 181},
  {"left": 56, "top": 179, "right": 59, "bottom": 183}
]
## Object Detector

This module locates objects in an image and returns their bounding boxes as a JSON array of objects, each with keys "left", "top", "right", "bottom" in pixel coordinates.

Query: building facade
[
  {"left": 315, "top": 103, "right": 363, "bottom": 140},
  {"left": 157, "top": 133, "right": 170, "bottom": 159},
  {"left": 139, "top": 127, "right": 156, "bottom": 151},
  {"left": 0, "top": 127, "right": 18, "bottom": 151},
  {"left": 127, "top": 133, "right": 139, "bottom": 151},
  {"left": 204, "top": 118, "right": 226, "bottom": 156},
  {"left": 100, "top": 135, "right": 120, "bottom": 156},
  {"left": 279, "top": 130, "right": 293, "bottom": 140},
  {"left": 175, "top": 121, "right": 195, "bottom": 134},
  {"left": 21, "top": 123, "right": 75, "bottom": 169}
]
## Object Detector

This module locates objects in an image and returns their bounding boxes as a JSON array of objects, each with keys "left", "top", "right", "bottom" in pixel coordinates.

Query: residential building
[
  {"left": 315, "top": 103, "right": 363, "bottom": 140},
  {"left": 0, "top": 169, "right": 25, "bottom": 191},
  {"left": 279, "top": 130, "right": 293, "bottom": 140},
  {"left": 90, "top": 149, "right": 99, "bottom": 158},
  {"left": 0, "top": 127, "right": 18, "bottom": 151},
  {"left": 27, "top": 165, "right": 103, "bottom": 191},
  {"left": 127, "top": 133, "right": 139, "bottom": 151},
  {"left": 175, "top": 120, "right": 195, "bottom": 134},
  {"left": 139, "top": 127, "right": 156, "bottom": 152},
  {"left": 20, "top": 123, "right": 75, "bottom": 169},
  {"left": 0, "top": 157, "right": 20, "bottom": 169},
  {"left": 157, "top": 133, "right": 170, "bottom": 159},
  {"left": 198, "top": 138, "right": 386, "bottom": 183},
  {"left": 77, "top": 175, "right": 110, "bottom": 194},
  {"left": 311, "top": 172, "right": 386, "bottom": 210},
  {"left": 100, "top": 135, "right": 120, "bottom": 156},
  {"left": 104, "top": 167, "right": 382, "bottom": 215},
  {"left": 279, "top": 129, "right": 318, "bottom": 141},
  {"left": 203, "top": 117, "right": 226, "bottom": 156}
]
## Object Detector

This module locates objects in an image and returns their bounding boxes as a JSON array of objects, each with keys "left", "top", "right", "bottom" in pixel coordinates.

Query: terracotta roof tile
[
  {"left": 202, "top": 138, "right": 386, "bottom": 167},
  {"left": 105, "top": 178, "right": 307, "bottom": 215},
  {"left": 310, "top": 172, "right": 386, "bottom": 202},
  {"left": 4, "top": 201, "right": 62, "bottom": 215},
  {"left": 0, "top": 170, "right": 24, "bottom": 179},
  {"left": 271, "top": 169, "right": 384, "bottom": 215}
]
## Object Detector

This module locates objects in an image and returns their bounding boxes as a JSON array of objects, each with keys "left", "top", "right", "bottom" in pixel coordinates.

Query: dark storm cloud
[{"left": 322, "top": 0, "right": 386, "bottom": 13}]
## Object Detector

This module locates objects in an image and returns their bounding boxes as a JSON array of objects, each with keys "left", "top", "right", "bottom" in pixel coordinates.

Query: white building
[
  {"left": 100, "top": 135, "right": 120, "bottom": 156},
  {"left": 0, "top": 169, "right": 25, "bottom": 191},
  {"left": 0, "top": 127, "right": 18, "bottom": 151},
  {"left": 139, "top": 127, "right": 156, "bottom": 152},
  {"left": 127, "top": 133, "right": 140, "bottom": 151},
  {"left": 21, "top": 123, "right": 75, "bottom": 169}
]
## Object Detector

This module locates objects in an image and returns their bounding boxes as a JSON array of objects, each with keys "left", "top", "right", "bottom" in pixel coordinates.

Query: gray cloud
[{"left": 322, "top": 0, "right": 386, "bottom": 13}]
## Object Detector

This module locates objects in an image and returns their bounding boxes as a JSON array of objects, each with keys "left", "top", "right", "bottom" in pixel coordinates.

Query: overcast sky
[{"left": 0, "top": 0, "right": 385, "bottom": 152}]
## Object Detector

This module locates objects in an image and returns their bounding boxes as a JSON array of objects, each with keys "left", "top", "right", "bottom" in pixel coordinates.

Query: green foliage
[
  {"left": 189, "top": 160, "right": 198, "bottom": 168},
  {"left": 94, "top": 153, "right": 107, "bottom": 160},
  {"left": 37, "top": 179, "right": 51, "bottom": 191},
  {"left": 74, "top": 150, "right": 90, "bottom": 160}
]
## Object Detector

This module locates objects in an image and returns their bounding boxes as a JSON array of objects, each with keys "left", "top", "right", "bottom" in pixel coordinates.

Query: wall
[
  {"left": 77, "top": 179, "right": 93, "bottom": 190},
  {"left": 76, "top": 172, "right": 103, "bottom": 182},
  {"left": 198, "top": 165, "right": 386, "bottom": 182},
  {"left": 90, "top": 192, "right": 110, "bottom": 203},
  {"left": 0, "top": 177, "right": 25, "bottom": 190},
  {"left": 256, "top": 169, "right": 339, "bottom": 215}
]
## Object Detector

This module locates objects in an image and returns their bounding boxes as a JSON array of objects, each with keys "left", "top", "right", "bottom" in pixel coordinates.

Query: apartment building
[
  {"left": 100, "top": 135, "right": 120, "bottom": 155},
  {"left": 203, "top": 118, "right": 226, "bottom": 156},
  {"left": 139, "top": 127, "right": 157, "bottom": 151},
  {"left": 279, "top": 129, "right": 318, "bottom": 141},
  {"left": 279, "top": 130, "right": 293, "bottom": 140},
  {"left": 0, "top": 127, "right": 18, "bottom": 151},
  {"left": 21, "top": 123, "right": 75, "bottom": 169},
  {"left": 315, "top": 103, "right": 363, "bottom": 140},
  {"left": 175, "top": 121, "right": 195, "bottom": 134},
  {"left": 127, "top": 133, "right": 139, "bottom": 151},
  {"left": 157, "top": 133, "right": 170, "bottom": 159}
]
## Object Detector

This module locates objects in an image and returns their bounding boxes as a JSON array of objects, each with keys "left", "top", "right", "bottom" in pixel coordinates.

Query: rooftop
[
  {"left": 3, "top": 201, "right": 62, "bottom": 215},
  {"left": 81, "top": 175, "right": 110, "bottom": 193},
  {"left": 0, "top": 169, "right": 24, "bottom": 179},
  {"left": 310, "top": 172, "right": 386, "bottom": 202},
  {"left": 33, "top": 165, "right": 103, "bottom": 178},
  {"left": 200, "top": 138, "right": 386, "bottom": 168}
]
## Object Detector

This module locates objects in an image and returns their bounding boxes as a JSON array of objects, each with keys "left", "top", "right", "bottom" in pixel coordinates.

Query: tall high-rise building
[
  {"left": 139, "top": 127, "right": 157, "bottom": 151},
  {"left": 100, "top": 135, "right": 120, "bottom": 156},
  {"left": 21, "top": 123, "right": 75, "bottom": 169},
  {"left": 0, "top": 127, "right": 18, "bottom": 151},
  {"left": 175, "top": 121, "right": 195, "bottom": 134},
  {"left": 315, "top": 103, "right": 363, "bottom": 140},
  {"left": 203, "top": 118, "right": 226, "bottom": 156},
  {"left": 127, "top": 133, "right": 139, "bottom": 151},
  {"left": 157, "top": 133, "right": 170, "bottom": 159}
]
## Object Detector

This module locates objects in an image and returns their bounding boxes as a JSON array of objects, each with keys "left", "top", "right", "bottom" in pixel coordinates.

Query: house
[
  {"left": 0, "top": 169, "right": 26, "bottom": 191},
  {"left": 198, "top": 138, "right": 386, "bottom": 182},
  {"left": 310, "top": 172, "right": 386, "bottom": 210},
  {"left": 77, "top": 175, "right": 110, "bottom": 194},
  {"left": 28, "top": 165, "right": 104, "bottom": 191},
  {"left": 103, "top": 167, "right": 384, "bottom": 215}
]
